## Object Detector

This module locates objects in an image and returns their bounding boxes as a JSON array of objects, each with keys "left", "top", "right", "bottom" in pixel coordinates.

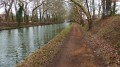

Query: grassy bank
[
  {"left": 85, "top": 16, "right": 120, "bottom": 67},
  {"left": 16, "top": 23, "right": 73, "bottom": 67}
]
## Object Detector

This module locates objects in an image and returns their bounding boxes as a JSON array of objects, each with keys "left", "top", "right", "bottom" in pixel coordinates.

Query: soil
[
  {"left": 46, "top": 23, "right": 107, "bottom": 67},
  {"left": 85, "top": 16, "right": 120, "bottom": 67}
]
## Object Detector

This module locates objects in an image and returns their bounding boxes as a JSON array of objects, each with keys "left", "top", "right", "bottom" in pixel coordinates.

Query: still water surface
[{"left": 0, "top": 22, "right": 69, "bottom": 67}]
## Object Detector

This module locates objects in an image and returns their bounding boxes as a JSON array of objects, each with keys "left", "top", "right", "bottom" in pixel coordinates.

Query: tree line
[
  {"left": 0, "top": 0, "right": 66, "bottom": 27},
  {"left": 0, "top": 0, "right": 119, "bottom": 29},
  {"left": 70, "top": 0, "right": 118, "bottom": 30}
]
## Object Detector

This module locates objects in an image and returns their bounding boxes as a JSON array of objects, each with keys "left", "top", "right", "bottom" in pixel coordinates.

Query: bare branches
[
  {"left": 70, "top": 0, "right": 92, "bottom": 30},
  {"left": 32, "top": 1, "right": 45, "bottom": 12},
  {"left": 0, "top": 0, "right": 67, "bottom": 23}
]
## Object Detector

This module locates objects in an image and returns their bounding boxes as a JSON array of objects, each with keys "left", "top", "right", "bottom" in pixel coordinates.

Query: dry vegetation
[{"left": 85, "top": 16, "right": 120, "bottom": 67}]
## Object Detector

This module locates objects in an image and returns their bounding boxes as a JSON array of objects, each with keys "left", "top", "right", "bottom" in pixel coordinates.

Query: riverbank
[
  {"left": 0, "top": 22, "right": 64, "bottom": 30},
  {"left": 45, "top": 23, "right": 107, "bottom": 67},
  {"left": 16, "top": 23, "right": 73, "bottom": 67},
  {"left": 85, "top": 16, "right": 120, "bottom": 67}
]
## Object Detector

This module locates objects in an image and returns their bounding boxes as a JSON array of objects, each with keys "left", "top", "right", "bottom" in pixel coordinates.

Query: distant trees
[
  {"left": 0, "top": 0, "right": 67, "bottom": 25},
  {"left": 102, "top": 0, "right": 117, "bottom": 18},
  {"left": 111, "top": 0, "right": 117, "bottom": 15},
  {"left": 70, "top": 0, "right": 118, "bottom": 30},
  {"left": 27, "top": 0, "right": 66, "bottom": 23},
  {"left": 3, "top": 0, "right": 14, "bottom": 22},
  {"left": 92, "top": 0, "right": 95, "bottom": 19},
  {"left": 71, "top": 0, "right": 92, "bottom": 30},
  {"left": 16, "top": 2, "right": 24, "bottom": 28},
  {"left": 102, "top": 0, "right": 106, "bottom": 18},
  {"left": 0, "top": 0, "right": 119, "bottom": 29}
]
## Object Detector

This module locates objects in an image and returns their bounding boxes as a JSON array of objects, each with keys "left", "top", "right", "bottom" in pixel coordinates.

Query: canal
[{"left": 0, "top": 22, "right": 69, "bottom": 67}]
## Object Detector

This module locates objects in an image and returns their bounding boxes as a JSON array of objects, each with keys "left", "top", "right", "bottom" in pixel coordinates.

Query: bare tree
[
  {"left": 16, "top": 1, "right": 24, "bottom": 28},
  {"left": 3, "top": 0, "right": 14, "bottom": 22},
  {"left": 71, "top": 0, "right": 92, "bottom": 30},
  {"left": 92, "top": 0, "right": 95, "bottom": 19}
]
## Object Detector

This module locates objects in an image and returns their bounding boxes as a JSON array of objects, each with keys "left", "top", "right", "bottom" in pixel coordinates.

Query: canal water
[{"left": 0, "top": 22, "right": 69, "bottom": 67}]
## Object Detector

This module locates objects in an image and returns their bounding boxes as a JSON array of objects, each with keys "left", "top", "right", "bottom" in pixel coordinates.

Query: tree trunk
[
  {"left": 76, "top": 6, "right": 84, "bottom": 26},
  {"left": 92, "top": 0, "right": 95, "bottom": 19},
  {"left": 4, "top": 0, "right": 14, "bottom": 22},
  {"left": 98, "top": 1, "right": 101, "bottom": 18},
  {"left": 5, "top": 12, "right": 10, "bottom": 22},
  {"left": 106, "top": 0, "right": 112, "bottom": 16},
  {"left": 112, "top": 1, "right": 116, "bottom": 15},
  {"left": 24, "top": 13, "right": 29, "bottom": 24},
  {"left": 39, "top": 8, "right": 42, "bottom": 22},
  {"left": 71, "top": 0, "right": 92, "bottom": 30},
  {"left": 102, "top": 0, "right": 106, "bottom": 18},
  {"left": 11, "top": 9, "right": 14, "bottom": 22},
  {"left": 85, "top": 0, "right": 91, "bottom": 18}
]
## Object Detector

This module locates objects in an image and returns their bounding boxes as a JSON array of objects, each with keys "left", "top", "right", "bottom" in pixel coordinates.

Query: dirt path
[{"left": 46, "top": 23, "right": 106, "bottom": 67}]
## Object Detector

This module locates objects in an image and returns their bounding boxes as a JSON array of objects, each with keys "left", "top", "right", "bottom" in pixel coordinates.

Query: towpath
[{"left": 46, "top": 23, "right": 106, "bottom": 67}]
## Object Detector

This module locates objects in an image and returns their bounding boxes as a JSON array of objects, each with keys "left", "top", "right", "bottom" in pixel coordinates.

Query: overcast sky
[{"left": 0, "top": 1, "right": 120, "bottom": 14}]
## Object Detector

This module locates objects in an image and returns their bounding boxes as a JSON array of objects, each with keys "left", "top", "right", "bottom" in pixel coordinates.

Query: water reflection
[{"left": 0, "top": 22, "right": 69, "bottom": 67}]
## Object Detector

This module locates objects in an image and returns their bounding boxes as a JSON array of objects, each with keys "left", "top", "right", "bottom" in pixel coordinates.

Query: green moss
[{"left": 81, "top": 25, "right": 88, "bottom": 32}]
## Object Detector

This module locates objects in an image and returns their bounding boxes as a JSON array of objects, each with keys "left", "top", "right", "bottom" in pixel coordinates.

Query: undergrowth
[{"left": 85, "top": 16, "right": 120, "bottom": 67}]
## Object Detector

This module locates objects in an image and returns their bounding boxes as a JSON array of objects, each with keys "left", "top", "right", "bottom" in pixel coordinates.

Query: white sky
[{"left": 0, "top": 1, "right": 120, "bottom": 14}]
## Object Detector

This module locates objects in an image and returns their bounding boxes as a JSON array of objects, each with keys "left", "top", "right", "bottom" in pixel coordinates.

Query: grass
[{"left": 16, "top": 23, "right": 73, "bottom": 67}]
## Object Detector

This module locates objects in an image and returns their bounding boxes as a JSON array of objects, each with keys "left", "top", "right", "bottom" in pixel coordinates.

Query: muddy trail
[{"left": 46, "top": 23, "right": 106, "bottom": 67}]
